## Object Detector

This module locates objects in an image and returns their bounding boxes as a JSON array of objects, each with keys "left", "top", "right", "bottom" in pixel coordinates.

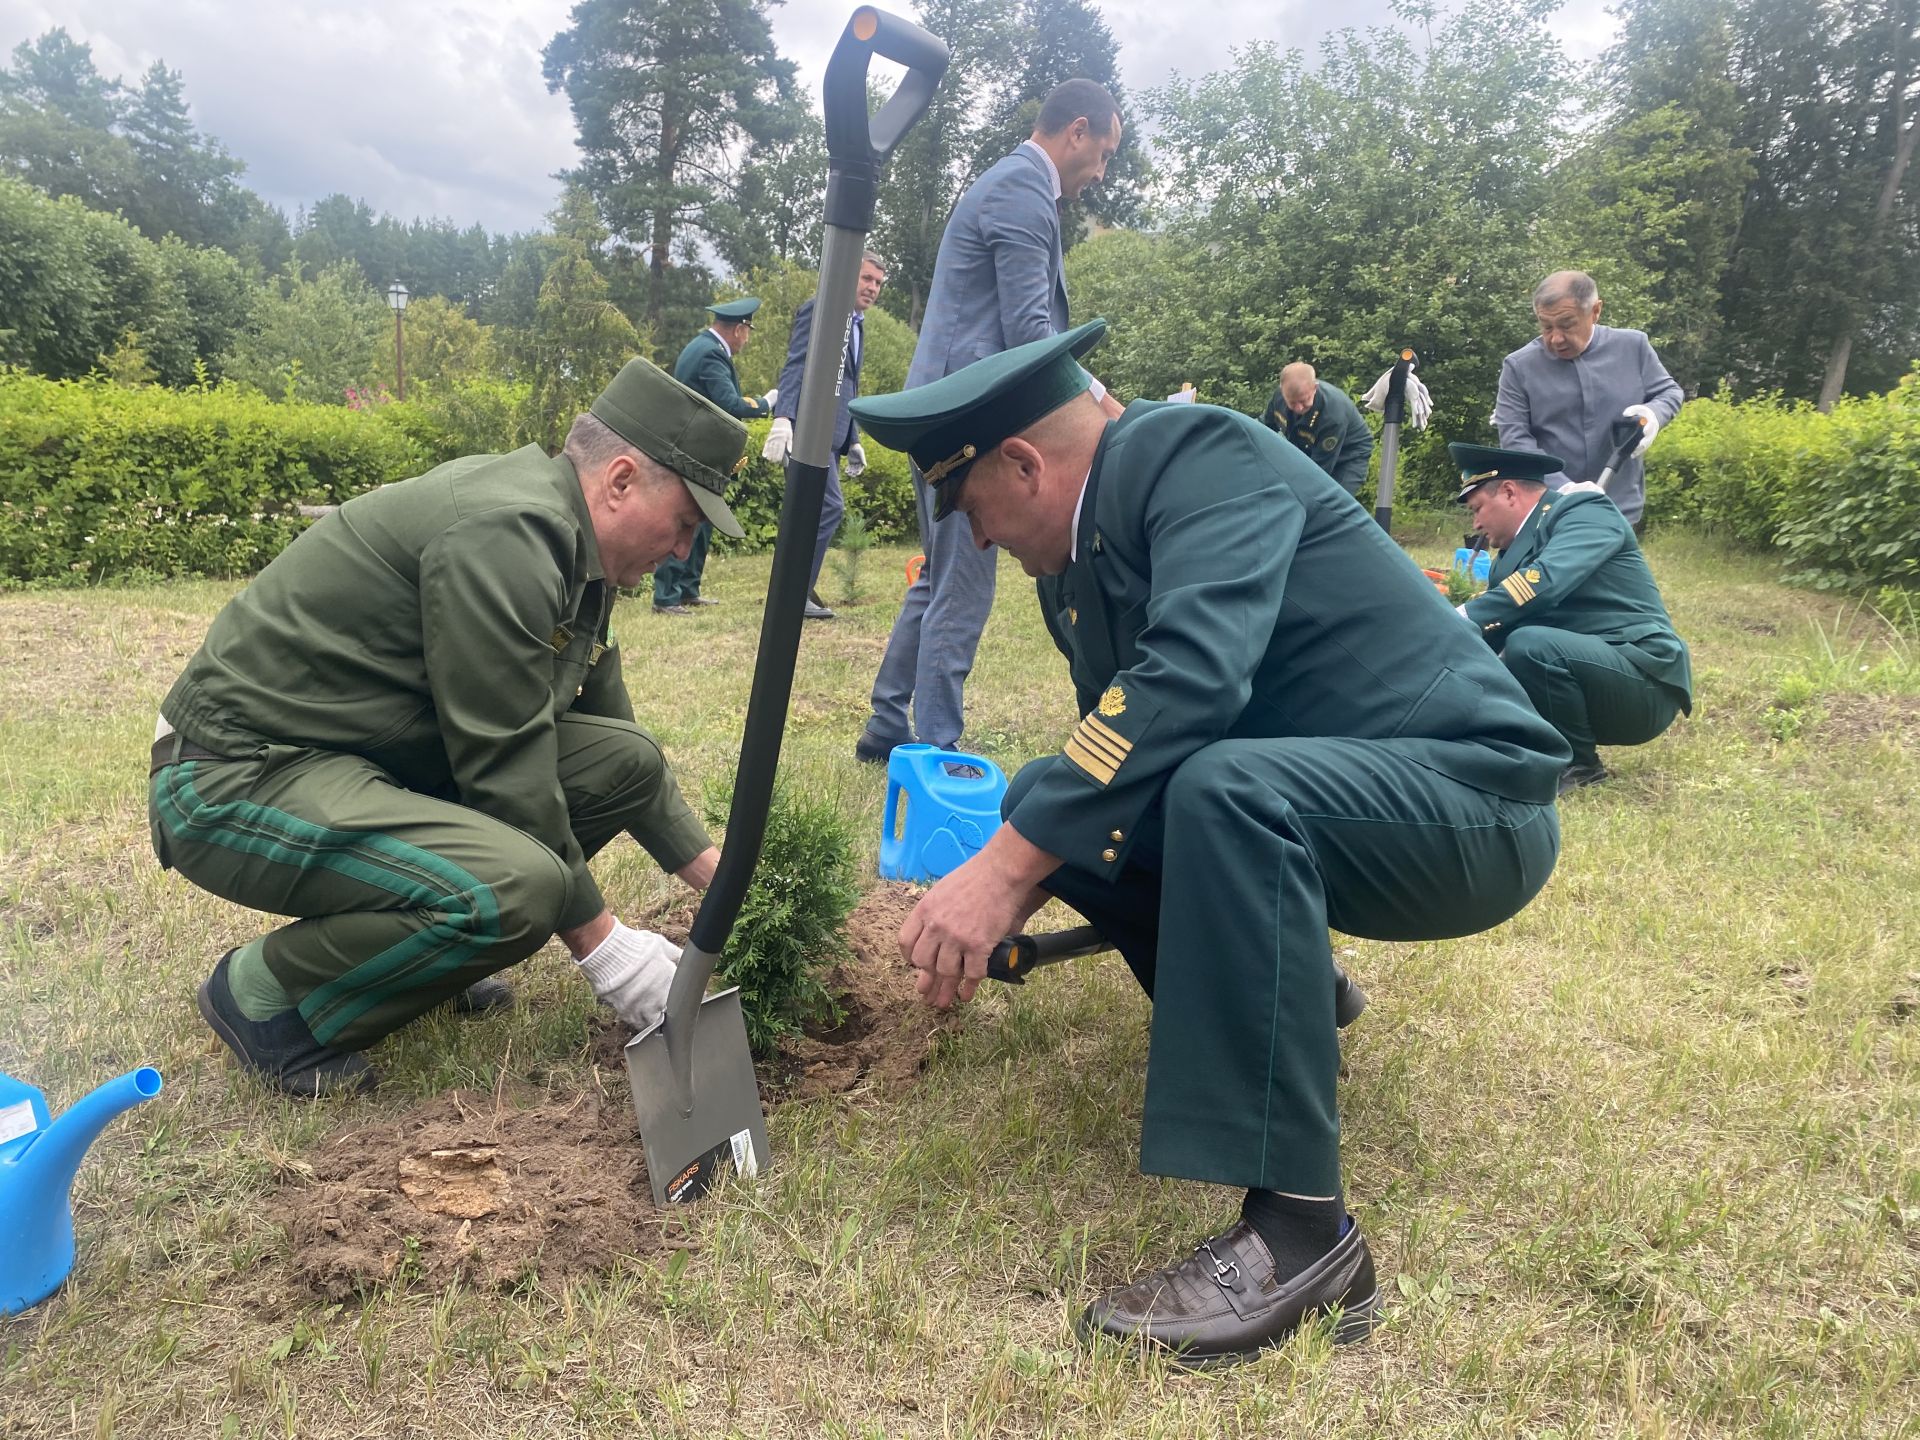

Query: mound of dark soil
[{"left": 281, "top": 884, "right": 956, "bottom": 1296}]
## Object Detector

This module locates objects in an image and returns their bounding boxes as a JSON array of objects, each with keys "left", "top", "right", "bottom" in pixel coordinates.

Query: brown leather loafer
[{"left": 1077, "top": 1218, "right": 1379, "bottom": 1368}]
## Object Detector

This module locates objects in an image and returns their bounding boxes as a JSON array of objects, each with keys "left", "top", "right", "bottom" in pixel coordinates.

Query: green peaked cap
[
  {"left": 707, "top": 297, "right": 762, "bottom": 321},
  {"left": 1448, "top": 442, "right": 1566, "bottom": 503},
  {"left": 850, "top": 318, "right": 1109, "bottom": 520},
  {"left": 590, "top": 357, "right": 748, "bottom": 538}
]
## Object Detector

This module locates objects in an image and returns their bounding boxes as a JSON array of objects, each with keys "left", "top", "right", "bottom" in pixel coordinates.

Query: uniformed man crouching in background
[
  {"left": 849, "top": 320, "right": 1570, "bottom": 1367},
  {"left": 1451, "top": 444, "right": 1693, "bottom": 792},
  {"left": 151, "top": 359, "right": 747, "bottom": 1098}
]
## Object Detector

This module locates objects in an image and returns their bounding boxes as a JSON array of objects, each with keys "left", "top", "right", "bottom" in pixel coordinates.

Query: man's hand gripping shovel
[{"left": 625, "top": 8, "right": 949, "bottom": 1206}]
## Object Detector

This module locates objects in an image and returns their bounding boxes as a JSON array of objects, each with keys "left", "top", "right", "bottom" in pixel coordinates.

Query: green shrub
[
  {"left": 0, "top": 369, "right": 432, "bottom": 584},
  {"left": 1642, "top": 394, "right": 1847, "bottom": 544},
  {"left": 704, "top": 781, "right": 859, "bottom": 1057},
  {"left": 712, "top": 418, "right": 918, "bottom": 554},
  {"left": 377, "top": 375, "right": 532, "bottom": 466},
  {"left": 1773, "top": 374, "right": 1920, "bottom": 592}
]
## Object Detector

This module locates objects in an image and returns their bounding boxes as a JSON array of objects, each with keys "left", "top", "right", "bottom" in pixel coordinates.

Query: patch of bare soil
[
  {"left": 284, "top": 885, "right": 955, "bottom": 1296},
  {"left": 276, "top": 1087, "right": 689, "bottom": 1300},
  {"left": 1812, "top": 692, "right": 1920, "bottom": 748}
]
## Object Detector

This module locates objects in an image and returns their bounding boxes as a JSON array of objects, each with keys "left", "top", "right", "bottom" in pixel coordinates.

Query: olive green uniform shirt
[{"left": 161, "top": 445, "right": 711, "bottom": 930}]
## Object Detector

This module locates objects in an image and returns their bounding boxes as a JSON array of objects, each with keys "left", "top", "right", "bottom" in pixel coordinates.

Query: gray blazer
[
  {"left": 906, "top": 143, "right": 1070, "bottom": 390},
  {"left": 1494, "top": 325, "right": 1684, "bottom": 525}
]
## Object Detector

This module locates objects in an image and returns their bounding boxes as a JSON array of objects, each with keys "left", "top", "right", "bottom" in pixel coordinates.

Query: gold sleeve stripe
[
  {"left": 1502, "top": 574, "right": 1536, "bottom": 605},
  {"left": 1073, "top": 722, "right": 1128, "bottom": 769},
  {"left": 1063, "top": 735, "right": 1117, "bottom": 786},
  {"left": 1081, "top": 713, "right": 1134, "bottom": 755}
]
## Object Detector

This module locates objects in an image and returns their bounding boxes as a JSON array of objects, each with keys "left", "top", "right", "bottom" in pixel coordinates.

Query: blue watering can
[
  {"left": 879, "top": 744, "right": 1009, "bottom": 884},
  {"left": 0, "top": 1066, "right": 162, "bottom": 1315}
]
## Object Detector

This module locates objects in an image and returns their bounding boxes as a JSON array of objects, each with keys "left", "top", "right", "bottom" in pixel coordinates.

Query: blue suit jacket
[
  {"left": 773, "top": 299, "right": 862, "bottom": 456},
  {"left": 906, "top": 144, "right": 1070, "bottom": 390}
]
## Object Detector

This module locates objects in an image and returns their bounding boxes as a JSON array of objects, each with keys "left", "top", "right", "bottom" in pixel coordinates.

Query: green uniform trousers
[
  {"left": 1006, "top": 738, "right": 1560, "bottom": 1197},
  {"left": 149, "top": 714, "right": 683, "bottom": 1050},
  {"left": 652, "top": 522, "right": 713, "bottom": 607},
  {"left": 1498, "top": 628, "right": 1684, "bottom": 767}
]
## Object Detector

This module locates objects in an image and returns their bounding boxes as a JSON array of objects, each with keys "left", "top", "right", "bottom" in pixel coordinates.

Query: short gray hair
[
  {"left": 1533, "top": 270, "right": 1599, "bottom": 310},
  {"left": 862, "top": 250, "right": 888, "bottom": 275}
]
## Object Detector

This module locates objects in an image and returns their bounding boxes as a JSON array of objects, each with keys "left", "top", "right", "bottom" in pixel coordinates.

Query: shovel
[
  {"left": 626, "top": 6, "right": 950, "bottom": 1207},
  {"left": 986, "top": 925, "right": 1368, "bottom": 1029},
  {"left": 1594, "top": 414, "right": 1648, "bottom": 493},
  {"left": 1372, "top": 348, "right": 1417, "bottom": 533}
]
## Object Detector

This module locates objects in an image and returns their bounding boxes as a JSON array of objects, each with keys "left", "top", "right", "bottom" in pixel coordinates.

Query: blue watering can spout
[{"left": 0, "top": 1066, "right": 162, "bottom": 1316}]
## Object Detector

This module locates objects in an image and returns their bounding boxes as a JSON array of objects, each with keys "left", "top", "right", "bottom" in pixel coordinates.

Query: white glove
[
  {"left": 845, "top": 441, "right": 867, "bottom": 478},
  {"left": 1558, "top": 479, "right": 1609, "bottom": 495},
  {"left": 1455, "top": 603, "right": 1474, "bottom": 620},
  {"left": 762, "top": 389, "right": 779, "bottom": 409},
  {"left": 1165, "top": 383, "right": 1197, "bottom": 403},
  {"left": 576, "top": 921, "right": 680, "bottom": 1031},
  {"left": 762, "top": 416, "right": 793, "bottom": 463},
  {"left": 1361, "top": 368, "right": 1433, "bottom": 429},
  {"left": 1622, "top": 403, "right": 1659, "bottom": 457}
]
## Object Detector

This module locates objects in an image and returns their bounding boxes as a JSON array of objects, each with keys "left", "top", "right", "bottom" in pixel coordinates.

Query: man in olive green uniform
[
  {"left": 653, "top": 297, "right": 774, "bottom": 615},
  {"left": 849, "top": 321, "right": 1568, "bottom": 1367},
  {"left": 1453, "top": 443, "right": 1692, "bottom": 792},
  {"left": 151, "top": 359, "right": 749, "bottom": 1097},
  {"left": 1259, "top": 362, "right": 1373, "bottom": 496}
]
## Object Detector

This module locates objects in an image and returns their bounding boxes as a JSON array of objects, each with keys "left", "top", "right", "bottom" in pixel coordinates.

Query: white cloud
[{"left": 3, "top": 0, "right": 1619, "bottom": 235}]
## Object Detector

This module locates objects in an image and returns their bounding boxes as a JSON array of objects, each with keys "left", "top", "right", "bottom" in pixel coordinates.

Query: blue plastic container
[
  {"left": 1453, "top": 546, "right": 1492, "bottom": 583},
  {"left": 1, "top": 1066, "right": 162, "bottom": 1315},
  {"left": 879, "top": 744, "right": 1009, "bottom": 883}
]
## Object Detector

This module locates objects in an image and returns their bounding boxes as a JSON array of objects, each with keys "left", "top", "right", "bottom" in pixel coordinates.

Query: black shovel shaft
[
  {"left": 1373, "top": 348, "right": 1414, "bottom": 532},
  {"left": 662, "top": 9, "right": 948, "bottom": 1112},
  {"left": 1594, "top": 415, "right": 1645, "bottom": 494}
]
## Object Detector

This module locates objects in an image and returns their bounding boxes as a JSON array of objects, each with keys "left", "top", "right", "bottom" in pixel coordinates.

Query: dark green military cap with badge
[
  {"left": 707, "top": 297, "right": 762, "bottom": 323},
  {"left": 590, "top": 357, "right": 749, "bottom": 538},
  {"left": 1449, "top": 443, "right": 1565, "bottom": 503},
  {"left": 850, "top": 318, "right": 1109, "bottom": 520}
]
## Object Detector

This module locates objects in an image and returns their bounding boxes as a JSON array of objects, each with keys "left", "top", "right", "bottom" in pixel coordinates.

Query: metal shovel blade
[{"left": 624, "top": 985, "right": 770, "bottom": 1207}]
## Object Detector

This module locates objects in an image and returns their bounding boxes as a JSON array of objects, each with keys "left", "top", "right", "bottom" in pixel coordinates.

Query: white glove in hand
[
  {"left": 1559, "top": 479, "right": 1609, "bottom": 495},
  {"left": 1361, "top": 368, "right": 1433, "bottom": 429},
  {"left": 577, "top": 921, "right": 680, "bottom": 1031},
  {"left": 1622, "top": 403, "right": 1659, "bottom": 457},
  {"left": 846, "top": 441, "right": 867, "bottom": 478},
  {"left": 1165, "top": 383, "right": 1197, "bottom": 403},
  {"left": 762, "top": 416, "right": 793, "bottom": 463},
  {"left": 763, "top": 389, "right": 780, "bottom": 409}
]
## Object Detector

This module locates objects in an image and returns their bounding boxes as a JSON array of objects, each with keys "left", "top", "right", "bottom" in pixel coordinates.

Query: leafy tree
[
  {"left": 220, "top": 261, "right": 389, "bottom": 404},
  {"left": 710, "top": 97, "right": 828, "bottom": 275},
  {"left": 398, "top": 295, "right": 499, "bottom": 388},
  {"left": 119, "top": 61, "right": 250, "bottom": 250},
  {"left": 0, "top": 29, "right": 137, "bottom": 214},
  {"left": 543, "top": 0, "right": 797, "bottom": 329},
  {"left": 516, "top": 189, "right": 642, "bottom": 452}
]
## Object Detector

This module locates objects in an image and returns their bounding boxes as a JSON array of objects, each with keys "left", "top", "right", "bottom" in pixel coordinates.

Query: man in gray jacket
[
  {"left": 1494, "top": 271, "right": 1684, "bottom": 530},
  {"left": 856, "top": 79, "right": 1123, "bottom": 763}
]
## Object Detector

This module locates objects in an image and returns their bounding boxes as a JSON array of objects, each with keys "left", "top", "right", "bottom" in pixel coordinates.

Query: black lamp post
[{"left": 385, "top": 281, "right": 410, "bottom": 400}]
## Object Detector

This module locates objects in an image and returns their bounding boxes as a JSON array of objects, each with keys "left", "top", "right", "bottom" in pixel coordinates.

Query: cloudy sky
[{"left": 5, "top": 0, "right": 1619, "bottom": 235}]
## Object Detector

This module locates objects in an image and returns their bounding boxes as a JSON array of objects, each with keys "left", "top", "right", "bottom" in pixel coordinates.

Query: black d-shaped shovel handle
[{"left": 822, "top": 9, "right": 949, "bottom": 233}]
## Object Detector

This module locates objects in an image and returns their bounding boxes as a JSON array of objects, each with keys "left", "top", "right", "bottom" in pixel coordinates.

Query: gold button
[
  {"left": 1110, "top": 830, "right": 1123, "bottom": 842},
  {"left": 1101, "top": 847, "right": 1117, "bottom": 863}
]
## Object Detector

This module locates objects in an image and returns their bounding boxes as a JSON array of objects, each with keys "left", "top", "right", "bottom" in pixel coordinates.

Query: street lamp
[{"left": 385, "top": 280, "right": 410, "bottom": 400}]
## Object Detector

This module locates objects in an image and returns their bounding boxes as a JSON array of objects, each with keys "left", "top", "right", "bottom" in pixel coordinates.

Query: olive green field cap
[{"left": 590, "top": 357, "right": 749, "bottom": 538}]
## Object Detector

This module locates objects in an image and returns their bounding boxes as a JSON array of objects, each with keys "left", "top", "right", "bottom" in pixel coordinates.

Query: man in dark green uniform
[
  {"left": 849, "top": 321, "right": 1568, "bottom": 1367},
  {"left": 1452, "top": 443, "right": 1693, "bottom": 792},
  {"left": 151, "top": 359, "right": 749, "bottom": 1097},
  {"left": 1259, "top": 362, "right": 1374, "bottom": 496},
  {"left": 653, "top": 297, "right": 773, "bottom": 615}
]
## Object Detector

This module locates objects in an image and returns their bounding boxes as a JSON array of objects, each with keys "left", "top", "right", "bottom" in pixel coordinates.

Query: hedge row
[{"left": 0, "top": 370, "right": 918, "bottom": 585}]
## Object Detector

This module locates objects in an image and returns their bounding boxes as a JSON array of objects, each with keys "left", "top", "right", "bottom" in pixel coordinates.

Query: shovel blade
[{"left": 624, "top": 986, "right": 770, "bottom": 1207}]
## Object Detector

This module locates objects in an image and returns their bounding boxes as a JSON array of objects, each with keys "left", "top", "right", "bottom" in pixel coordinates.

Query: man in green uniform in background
[
  {"left": 653, "top": 297, "right": 774, "bottom": 615},
  {"left": 850, "top": 321, "right": 1569, "bottom": 1367},
  {"left": 1452, "top": 443, "right": 1693, "bottom": 792},
  {"left": 151, "top": 359, "right": 748, "bottom": 1098},
  {"left": 1259, "top": 361, "right": 1374, "bottom": 496}
]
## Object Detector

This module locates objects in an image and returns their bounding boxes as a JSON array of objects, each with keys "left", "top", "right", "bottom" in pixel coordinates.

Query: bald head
[{"left": 1280, "top": 362, "right": 1319, "bottom": 414}]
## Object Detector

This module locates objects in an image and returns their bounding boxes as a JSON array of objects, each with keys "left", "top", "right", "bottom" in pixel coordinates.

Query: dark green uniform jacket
[
  {"left": 1463, "top": 490, "right": 1693, "bottom": 707},
  {"left": 1261, "top": 381, "right": 1374, "bottom": 494},
  {"left": 1011, "top": 403, "right": 1567, "bottom": 877},
  {"left": 673, "top": 329, "right": 765, "bottom": 419},
  {"left": 162, "top": 445, "right": 710, "bottom": 929}
]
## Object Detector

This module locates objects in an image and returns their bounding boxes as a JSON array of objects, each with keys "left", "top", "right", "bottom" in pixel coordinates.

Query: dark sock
[{"left": 1241, "top": 1188, "right": 1345, "bottom": 1279}]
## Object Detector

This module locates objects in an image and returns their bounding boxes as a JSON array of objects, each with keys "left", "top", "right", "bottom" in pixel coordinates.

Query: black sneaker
[
  {"left": 855, "top": 730, "right": 910, "bottom": 765},
  {"left": 451, "top": 974, "right": 514, "bottom": 1015},
  {"left": 1558, "top": 760, "right": 1611, "bottom": 795},
  {"left": 196, "top": 952, "right": 376, "bottom": 1098}
]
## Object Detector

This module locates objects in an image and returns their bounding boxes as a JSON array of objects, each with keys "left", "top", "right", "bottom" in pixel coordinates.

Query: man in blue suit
[
  {"left": 856, "top": 79, "right": 1124, "bottom": 763},
  {"left": 763, "top": 252, "right": 888, "bottom": 620}
]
